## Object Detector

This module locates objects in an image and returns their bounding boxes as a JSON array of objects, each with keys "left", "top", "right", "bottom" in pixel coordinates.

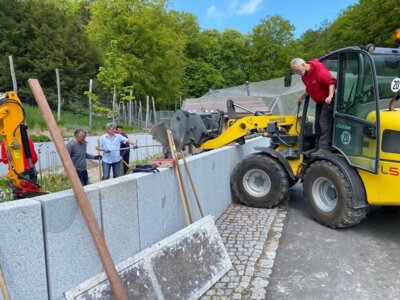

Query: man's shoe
[{"left": 311, "top": 148, "right": 331, "bottom": 157}]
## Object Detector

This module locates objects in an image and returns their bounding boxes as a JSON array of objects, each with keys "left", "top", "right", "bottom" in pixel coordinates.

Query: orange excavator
[{"left": 0, "top": 91, "right": 45, "bottom": 199}]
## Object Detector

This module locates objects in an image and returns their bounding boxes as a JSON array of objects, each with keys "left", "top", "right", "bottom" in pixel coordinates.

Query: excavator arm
[{"left": 0, "top": 91, "right": 43, "bottom": 199}]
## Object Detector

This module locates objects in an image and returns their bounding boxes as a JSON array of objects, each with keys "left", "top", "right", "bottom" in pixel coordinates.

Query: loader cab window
[{"left": 333, "top": 51, "right": 378, "bottom": 173}]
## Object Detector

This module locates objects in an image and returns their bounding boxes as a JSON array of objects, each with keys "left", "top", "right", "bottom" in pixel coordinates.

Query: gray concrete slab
[
  {"left": 63, "top": 215, "right": 232, "bottom": 300},
  {"left": 137, "top": 168, "right": 188, "bottom": 249},
  {"left": 95, "top": 176, "right": 141, "bottom": 264},
  {"left": 0, "top": 199, "right": 48, "bottom": 300},
  {"left": 36, "top": 186, "right": 103, "bottom": 300}
]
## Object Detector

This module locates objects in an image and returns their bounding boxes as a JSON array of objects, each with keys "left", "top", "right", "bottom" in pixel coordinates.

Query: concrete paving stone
[
  {"left": 215, "top": 282, "right": 227, "bottom": 289},
  {"left": 258, "top": 259, "right": 274, "bottom": 268},
  {"left": 250, "top": 287, "right": 266, "bottom": 299},
  {"left": 202, "top": 203, "right": 286, "bottom": 299},
  {"left": 225, "top": 288, "right": 233, "bottom": 295},
  {"left": 248, "top": 257, "right": 257, "bottom": 262},
  {"left": 253, "top": 268, "right": 272, "bottom": 277},
  {"left": 252, "top": 277, "right": 269, "bottom": 288},
  {"left": 227, "top": 282, "right": 239, "bottom": 289}
]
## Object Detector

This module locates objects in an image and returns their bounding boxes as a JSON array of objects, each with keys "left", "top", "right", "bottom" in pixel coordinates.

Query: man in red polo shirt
[{"left": 290, "top": 58, "right": 337, "bottom": 156}]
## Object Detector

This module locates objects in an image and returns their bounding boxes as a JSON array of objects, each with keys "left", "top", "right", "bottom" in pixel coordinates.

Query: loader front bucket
[{"left": 149, "top": 109, "right": 225, "bottom": 150}]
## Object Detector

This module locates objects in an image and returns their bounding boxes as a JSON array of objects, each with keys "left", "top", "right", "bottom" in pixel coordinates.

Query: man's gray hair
[
  {"left": 290, "top": 58, "right": 306, "bottom": 67},
  {"left": 74, "top": 128, "right": 87, "bottom": 137},
  {"left": 106, "top": 123, "right": 116, "bottom": 130}
]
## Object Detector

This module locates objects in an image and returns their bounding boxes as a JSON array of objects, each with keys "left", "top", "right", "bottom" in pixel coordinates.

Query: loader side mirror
[{"left": 284, "top": 70, "right": 293, "bottom": 87}]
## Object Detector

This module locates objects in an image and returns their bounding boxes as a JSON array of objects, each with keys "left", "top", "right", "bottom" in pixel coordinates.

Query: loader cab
[{"left": 298, "top": 46, "right": 398, "bottom": 173}]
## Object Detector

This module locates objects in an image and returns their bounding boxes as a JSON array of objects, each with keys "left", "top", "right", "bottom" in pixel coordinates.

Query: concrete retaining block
[
  {"left": 94, "top": 176, "right": 140, "bottom": 264},
  {"left": 136, "top": 168, "right": 188, "bottom": 249},
  {"left": 0, "top": 199, "right": 47, "bottom": 300},
  {"left": 36, "top": 186, "right": 102, "bottom": 300},
  {"left": 63, "top": 215, "right": 232, "bottom": 300}
]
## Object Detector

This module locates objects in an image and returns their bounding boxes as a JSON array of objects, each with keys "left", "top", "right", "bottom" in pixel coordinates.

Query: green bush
[
  {"left": 30, "top": 134, "right": 51, "bottom": 142},
  {"left": 40, "top": 173, "right": 71, "bottom": 193},
  {"left": 0, "top": 178, "right": 13, "bottom": 203}
]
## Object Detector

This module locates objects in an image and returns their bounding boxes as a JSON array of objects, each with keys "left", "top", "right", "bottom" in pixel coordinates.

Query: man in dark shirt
[
  {"left": 67, "top": 128, "right": 101, "bottom": 185},
  {"left": 116, "top": 125, "right": 130, "bottom": 175},
  {"left": 290, "top": 58, "right": 337, "bottom": 156}
]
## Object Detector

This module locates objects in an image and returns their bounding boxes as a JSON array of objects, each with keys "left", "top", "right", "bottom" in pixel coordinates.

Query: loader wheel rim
[
  {"left": 243, "top": 169, "right": 271, "bottom": 198},
  {"left": 312, "top": 177, "right": 337, "bottom": 212}
]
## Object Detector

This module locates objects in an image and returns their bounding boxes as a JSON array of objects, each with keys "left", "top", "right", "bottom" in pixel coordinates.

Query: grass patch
[
  {"left": 0, "top": 173, "right": 71, "bottom": 203},
  {"left": 24, "top": 104, "right": 143, "bottom": 138},
  {"left": 0, "top": 178, "right": 13, "bottom": 203},
  {"left": 40, "top": 173, "right": 71, "bottom": 193}
]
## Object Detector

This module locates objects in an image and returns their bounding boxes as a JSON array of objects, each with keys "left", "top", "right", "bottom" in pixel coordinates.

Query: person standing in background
[
  {"left": 98, "top": 123, "right": 137, "bottom": 180},
  {"left": 66, "top": 128, "right": 101, "bottom": 186},
  {"left": 116, "top": 125, "right": 130, "bottom": 175}
]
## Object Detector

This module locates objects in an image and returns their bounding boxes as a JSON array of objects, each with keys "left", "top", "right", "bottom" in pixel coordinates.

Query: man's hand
[
  {"left": 325, "top": 95, "right": 333, "bottom": 104},
  {"left": 296, "top": 95, "right": 305, "bottom": 105},
  {"left": 94, "top": 155, "right": 102, "bottom": 160}
]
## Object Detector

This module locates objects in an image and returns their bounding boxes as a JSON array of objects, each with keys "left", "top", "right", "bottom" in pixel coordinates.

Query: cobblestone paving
[{"left": 201, "top": 203, "right": 287, "bottom": 300}]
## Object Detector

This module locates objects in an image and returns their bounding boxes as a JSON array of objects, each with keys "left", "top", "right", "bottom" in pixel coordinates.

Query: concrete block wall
[{"left": 0, "top": 137, "right": 269, "bottom": 299}]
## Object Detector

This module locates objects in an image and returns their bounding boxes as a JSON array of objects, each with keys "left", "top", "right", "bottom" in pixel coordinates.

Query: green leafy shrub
[
  {"left": 30, "top": 134, "right": 52, "bottom": 142},
  {"left": 0, "top": 178, "right": 13, "bottom": 203},
  {"left": 40, "top": 173, "right": 71, "bottom": 193}
]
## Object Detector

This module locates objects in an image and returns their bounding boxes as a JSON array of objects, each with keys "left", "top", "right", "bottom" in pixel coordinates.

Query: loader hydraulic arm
[
  {"left": 0, "top": 91, "right": 41, "bottom": 198},
  {"left": 200, "top": 114, "right": 298, "bottom": 150}
]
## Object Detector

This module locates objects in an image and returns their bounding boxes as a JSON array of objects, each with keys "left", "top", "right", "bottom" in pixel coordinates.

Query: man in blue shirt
[{"left": 98, "top": 123, "right": 137, "bottom": 180}]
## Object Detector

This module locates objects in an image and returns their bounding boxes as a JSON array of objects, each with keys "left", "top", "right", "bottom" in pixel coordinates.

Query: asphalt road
[{"left": 265, "top": 184, "right": 400, "bottom": 300}]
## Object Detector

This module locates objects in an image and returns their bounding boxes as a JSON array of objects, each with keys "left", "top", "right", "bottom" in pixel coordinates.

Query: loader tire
[
  {"left": 303, "top": 160, "right": 367, "bottom": 228},
  {"left": 231, "top": 154, "right": 289, "bottom": 208}
]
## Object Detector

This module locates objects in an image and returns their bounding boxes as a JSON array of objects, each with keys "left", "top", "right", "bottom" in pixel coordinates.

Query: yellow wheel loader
[{"left": 152, "top": 44, "right": 400, "bottom": 228}]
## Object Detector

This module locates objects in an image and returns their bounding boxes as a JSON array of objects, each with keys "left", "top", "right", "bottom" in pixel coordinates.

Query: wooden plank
[{"left": 28, "top": 79, "right": 128, "bottom": 300}]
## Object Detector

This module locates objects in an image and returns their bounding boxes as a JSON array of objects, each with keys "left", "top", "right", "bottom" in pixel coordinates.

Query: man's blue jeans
[
  {"left": 102, "top": 161, "right": 121, "bottom": 180},
  {"left": 76, "top": 170, "right": 89, "bottom": 186}
]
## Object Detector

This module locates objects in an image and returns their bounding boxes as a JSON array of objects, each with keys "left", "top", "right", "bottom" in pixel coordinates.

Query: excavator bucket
[{"left": 150, "top": 110, "right": 225, "bottom": 150}]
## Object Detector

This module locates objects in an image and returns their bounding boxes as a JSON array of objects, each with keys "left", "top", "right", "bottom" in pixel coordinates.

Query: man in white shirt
[{"left": 98, "top": 123, "right": 137, "bottom": 180}]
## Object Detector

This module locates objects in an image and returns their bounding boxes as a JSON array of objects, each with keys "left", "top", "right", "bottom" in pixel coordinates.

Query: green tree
[
  {"left": 220, "top": 29, "right": 249, "bottom": 87},
  {"left": 0, "top": 0, "right": 100, "bottom": 109},
  {"left": 327, "top": 0, "right": 400, "bottom": 48},
  {"left": 87, "top": 0, "right": 187, "bottom": 109},
  {"left": 248, "top": 15, "right": 295, "bottom": 82},
  {"left": 96, "top": 40, "right": 128, "bottom": 120}
]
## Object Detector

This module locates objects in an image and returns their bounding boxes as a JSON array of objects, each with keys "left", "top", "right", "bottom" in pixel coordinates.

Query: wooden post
[
  {"left": 145, "top": 96, "right": 149, "bottom": 129},
  {"left": 134, "top": 100, "right": 137, "bottom": 124},
  {"left": 28, "top": 79, "right": 128, "bottom": 300},
  {"left": 112, "top": 85, "right": 116, "bottom": 124},
  {"left": 152, "top": 96, "right": 156, "bottom": 125},
  {"left": 56, "top": 68, "right": 61, "bottom": 122},
  {"left": 181, "top": 150, "right": 204, "bottom": 218},
  {"left": 139, "top": 101, "right": 142, "bottom": 126},
  {"left": 8, "top": 56, "right": 17, "bottom": 93},
  {"left": 88, "top": 79, "right": 93, "bottom": 128},
  {"left": 128, "top": 90, "right": 133, "bottom": 126},
  {"left": 0, "top": 262, "right": 10, "bottom": 300},
  {"left": 167, "top": 130, "right": 192, "bottom": 225}
]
